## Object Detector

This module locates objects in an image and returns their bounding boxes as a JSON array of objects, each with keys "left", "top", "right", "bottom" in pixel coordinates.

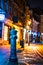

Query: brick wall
[{"left": 32, "top": 18, "right": 39, "bottom": 32}]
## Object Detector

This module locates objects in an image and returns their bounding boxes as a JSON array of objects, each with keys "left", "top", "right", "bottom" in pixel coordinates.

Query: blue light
[
  {"left": 0, "top": 14, "right": 5, "bottom": 21},
  {"left": 37, "top": 32, "right": 40, "bottom": 37}
]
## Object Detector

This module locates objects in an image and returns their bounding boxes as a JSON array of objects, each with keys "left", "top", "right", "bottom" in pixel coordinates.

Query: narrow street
[
  {"left": 0, "top": 0, "right": 43, "bottom": 65},
  {"left": 17, "top": 44, "right": 43, "bottom": 64},
  {"left": 0, "top": 44, "right": 43, "bottom": 65}
]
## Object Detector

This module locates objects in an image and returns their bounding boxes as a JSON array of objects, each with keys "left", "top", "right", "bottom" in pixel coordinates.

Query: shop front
[{"left": 0, "top": 9, "right": 5, "bottom": 44}]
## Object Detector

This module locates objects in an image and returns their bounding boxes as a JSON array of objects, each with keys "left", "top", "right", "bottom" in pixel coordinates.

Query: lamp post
[{"left": 26, "top": 19, "right": 32, "bottom": 45}]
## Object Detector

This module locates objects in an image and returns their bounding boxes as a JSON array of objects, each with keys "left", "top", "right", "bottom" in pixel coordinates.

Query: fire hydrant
[{"left": 9, "top": 28, "right": 17, "bottom": 62}]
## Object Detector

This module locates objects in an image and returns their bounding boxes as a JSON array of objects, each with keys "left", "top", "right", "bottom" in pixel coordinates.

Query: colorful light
[
  {"left": 4, "top": 26, "right": 8, "bottom": 41},
  {"left": 0, "top": 14, "right": 5, "bottom": 21},
  {"left": 28, "top": 20, "right": 31, "bottom": 25}
]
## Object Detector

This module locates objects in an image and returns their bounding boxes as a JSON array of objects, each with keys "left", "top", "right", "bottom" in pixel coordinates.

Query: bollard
[
  {"left": 9, "top": 28, "right": 17, "bottom": 62},
  {"left": 20, "top": 40, "right": 24, "bottom": 48}
]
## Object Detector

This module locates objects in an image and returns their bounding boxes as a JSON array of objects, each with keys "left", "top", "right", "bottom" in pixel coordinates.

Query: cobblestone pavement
[{"left": 0, "top": 44, "right": 43, "bottom": 65}]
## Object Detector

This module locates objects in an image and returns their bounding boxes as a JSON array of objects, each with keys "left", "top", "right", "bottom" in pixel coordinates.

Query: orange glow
[
  {"left": 5, "top": 18, "right": 21, "bottom": 29},
  {"left": 4, "top": 18, "right": 22, "bottom": 46},
  {"left": 4, "top": 26, "right": 8, "bottom": 41},
  {"left": 27, "top": 19, "right": 32, "bottom": 25},
  {"left": 24, "top": 43, "right": 43, "bottom": 58},
  {"left": 28, "top": 20, "right": 31, "bottom": 25},
  {"left": 24, "top": 44, "right": 37, "bottom": 50},
  {"left": 26, "top": 19, "right": 32, "bottom": 30}
]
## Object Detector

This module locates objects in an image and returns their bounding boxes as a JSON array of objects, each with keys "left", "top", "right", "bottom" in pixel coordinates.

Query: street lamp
[{"left": 28, "top": 19, "right": 32, "bottom": 26}]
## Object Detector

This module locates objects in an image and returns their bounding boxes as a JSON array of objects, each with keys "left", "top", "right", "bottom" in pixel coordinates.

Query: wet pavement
[{"left": 0, "top": 44, "right": 43, "bottom": 65}]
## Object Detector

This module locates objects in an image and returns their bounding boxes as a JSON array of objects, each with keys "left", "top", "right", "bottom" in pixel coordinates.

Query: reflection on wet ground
[
  {"left": 8, "top": 60, "right": 43, "bottom": 65},
  {"left": 8, "top": 61, "right": 43, "bottom": 65},
  {"left": 0, "top": 45, "right": 43, "bottom": 65},
  {"left": 8, "top": 61, "right": 18, "bottom": 65},
  {"left": 29, "top": 64, "right": 43, "bottom": 65}
]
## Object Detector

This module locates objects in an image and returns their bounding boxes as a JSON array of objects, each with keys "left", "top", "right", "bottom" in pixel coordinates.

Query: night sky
[{"left": 28, "top": 0, "right": 43, "bottom": 10}]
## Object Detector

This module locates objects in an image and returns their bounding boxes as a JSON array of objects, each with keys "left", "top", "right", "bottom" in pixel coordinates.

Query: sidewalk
[
  {"left": 0, "top": 45, "right": 10, "bottom": 65},
  {"left": 0, "top": 45, "right": 26, "bottom": 65},
  {"left": 0, "top": 44, "right": 43, "bottom": 65}
]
